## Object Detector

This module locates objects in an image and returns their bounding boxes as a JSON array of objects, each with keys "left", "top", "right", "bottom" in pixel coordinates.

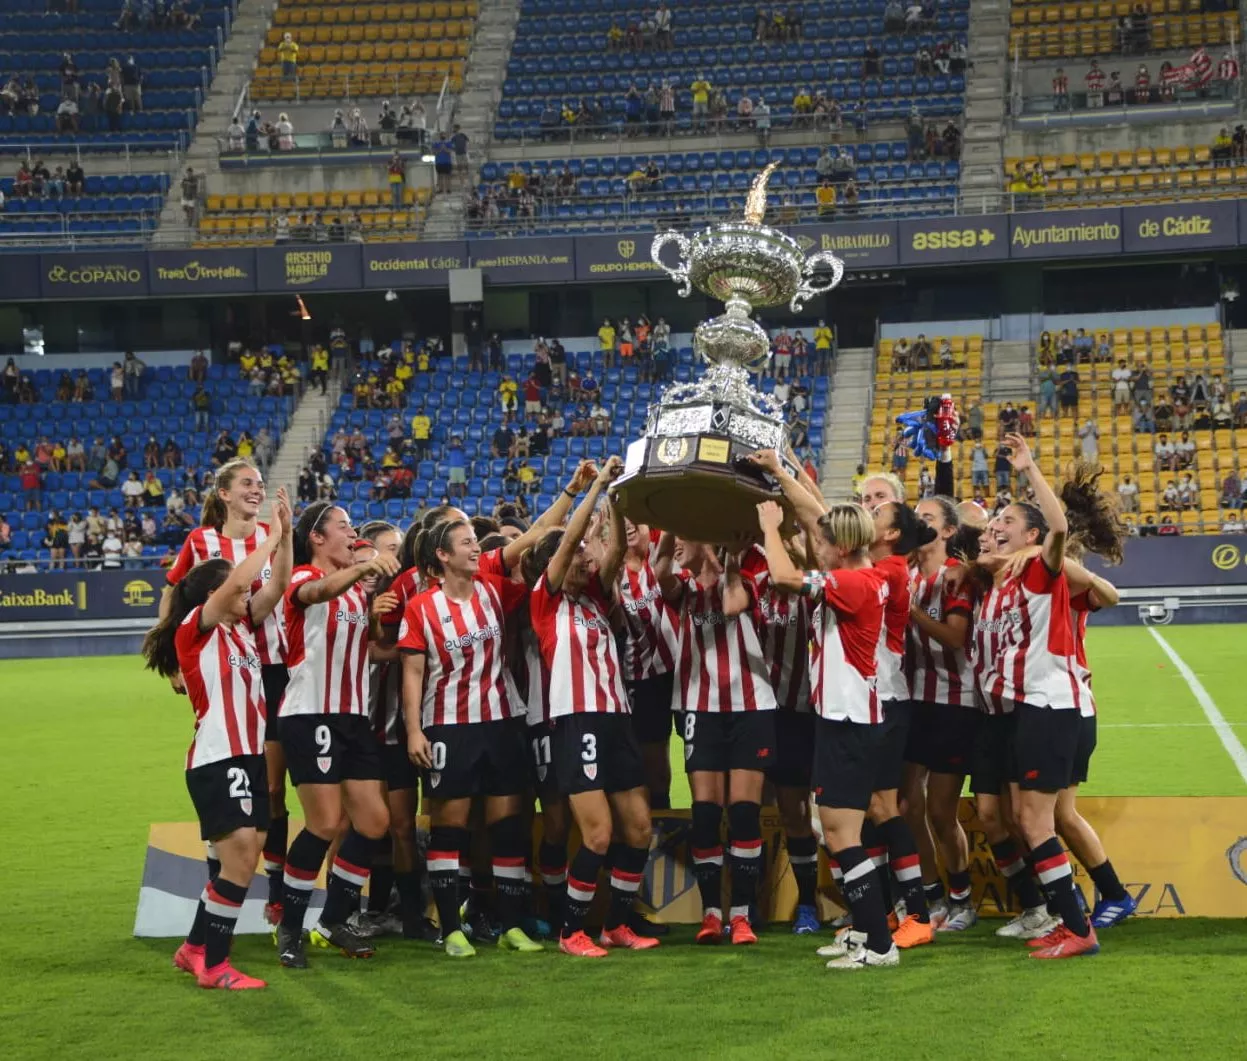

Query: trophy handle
[
  {"left": 789, "top": 250, "right": 845, "bottom": 313},
  {"left": 651, "top": 231, "right": 693, "bottom": 297}
]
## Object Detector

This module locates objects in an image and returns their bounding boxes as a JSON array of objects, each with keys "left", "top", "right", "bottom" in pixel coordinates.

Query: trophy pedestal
[{"left": 613, "top": 437, "right": 799, "bottom": 546}]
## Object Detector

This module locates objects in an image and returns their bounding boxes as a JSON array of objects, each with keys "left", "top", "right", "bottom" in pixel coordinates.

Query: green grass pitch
[{"left": 5, "top": 625, "right": 1247, "bottom": 1060}]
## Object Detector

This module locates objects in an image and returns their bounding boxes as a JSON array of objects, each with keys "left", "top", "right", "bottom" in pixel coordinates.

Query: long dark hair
[
  {"left": 415, "top": 517, "right": 470, "bottom": 579},
  {"left": 520, "top": 528, "right": 564, "bottom": 589},
  {"left": 1061, "top": 460, "right": 1126, "bottom": 565},
  {"left": 879, "top": 501, "right": 938, "bottom": 555},
  {"left": 141, "top": 559, "right": 231, "bottom": 677},
  {"left": 1011, "top": 500, "right": 1049, "bottom": 545},
  {"left": 293, "top": 500, "right": 335, "bottom": 566},
  {"left": 399, "top": 503, "right": 462, "bottom": 571}
]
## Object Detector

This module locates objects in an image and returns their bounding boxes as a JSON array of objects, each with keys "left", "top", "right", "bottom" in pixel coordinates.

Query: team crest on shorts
[
  {"left": 430, "top": 772, "right": 441, "bottom": 788},
  {"left": 239, "top": 797, "right": 253, "bottom": 816},
  {"left": 583, "top": 763, "right": 598, "bottom": 781},
  {"left": 536, "top": 765, "right": 548, "bottom": 782},
  {"left": 316, "top": 756, "right": 332, "bottom": 774}
]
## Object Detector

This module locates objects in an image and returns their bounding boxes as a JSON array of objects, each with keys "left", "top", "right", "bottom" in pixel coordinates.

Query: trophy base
[{"left": 612, "top": 437, "right": 798, "bottom": 547}]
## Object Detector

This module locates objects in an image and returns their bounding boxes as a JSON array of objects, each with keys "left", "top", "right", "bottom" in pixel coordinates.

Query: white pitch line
[{"left": 1147, "top": 627, "right": 1247, "bottom": 787}]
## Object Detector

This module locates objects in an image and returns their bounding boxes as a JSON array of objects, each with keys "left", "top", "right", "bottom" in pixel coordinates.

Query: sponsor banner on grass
[
  {"left": 788, "top": 220, "right": 900, "bottom": 267},
  {"left": 0, "top": 569, "right": 162, "bottom": 621},
  {"left": 897, "top": 213, "right": 1008, "bottom": 264},
  {"left": 1009, "top": 206, "right": 1123, "bottom": 258},
  {"left": 1123, "top": 200, "right": 1238, "bottom": 254},
  {"left": 362, "top": 240, "right": 469, "bottom": 288},
  {"left": 39, "top": 251, "right": 149, "bottom": 298},
  {"left": 472, "top": 237, "right": 576, "bottom": 283},
  {"left": 1084, "top": 535, "right": 1247, "bottom": 587},
  {"left": 148, "top": 248, "right": 258, "bottom": 295},
  {"left": 135, "top": 798, "right": 1247, "bottom": 935},
  {"left": 576, "top": 233, "right": 668, "bottom": 281},
  {"left": 254, "top": 243, "right": 363, "bottom": 291}
]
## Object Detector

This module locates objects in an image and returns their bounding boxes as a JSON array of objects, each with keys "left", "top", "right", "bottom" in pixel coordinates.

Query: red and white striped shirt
[
  {"left": 1219, "top": 56, "right": 1240, "bottom": 82},
  {"left": 617, "top": 558, "right": 677, "bottom": 682},
  {"left": 803, "top": 566, "right": 886, "bottom": 724},
  {"left": 1070, "top": 590, "right": 1097, "bottom": 719},
  {"left": 751, "top": 568, "right": 812, "bottom": 713},
  {"left": 398, "top": 572, "right": 527, "bottom": 728},
  {"left": 167, "top": 523, "right": 285, "bottom": 665},
  {"left": 380, "top": 547, "right": 508, "bottom": 630},
  {"left": 1085, "top": 67, "right": 1105, "bottom": 92},
  {"left": 672, "top": 571, "right": 776, "bottom": 713},
  {"left": 905, "top": 559, "right": 975, "bottom": 706},
  {"left": 1052, "top": 72, "right": 1069, "bottom": 95},
  {"left": 368, "top": 660, "right": 403, "bottom": 745},
  {"left": 874, "top": 553, "right": 911, "bottom": 704},
  {"left": 281, "top": 565, "right": 371, "bottom": 717},
  {"left": 530, "top": 574, "right": 629, "bottom": 717},
  {"left": 973, "top": 556, "right": 1081, "bottom": 715},
  {"left": 176, "top": 605, "right": 265, "bottom": 769}
]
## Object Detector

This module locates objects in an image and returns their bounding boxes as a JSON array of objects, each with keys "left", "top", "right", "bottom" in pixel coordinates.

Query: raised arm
[
  {"left": 652, "top": 530, "right": 685, "bottom": 604},
  {"left": 747, "top": 448, "right": 827, "bottom": 537},
  {"left": 546, "top": 457, "right": 621, "bottom": 593},
  {"left": 248, "top": 488, "right": 293, "bottom": 623},
  {"left": 500, "top": 458, "right": 598, "bottom": 572},
  {"left": 1005, "top": 432, "right": 1067, "bottom": 573},
  {"left": 296, "top": 551, "right": 400, "bottom": 606},
  {"left": 598, "top": 494, "right": 627, "bottom": 590},
  {"left": 1063, "top": 558, "right": 1120, "bottom": 609},
  {"left": 756, "top": 500, "right": 803, "bottom": 594},
  {"left": 199, "top": 528, "right": 282, "bottom": 630},
  {"left": 721, "top": 549, "right": 752, "bottom": 617}
]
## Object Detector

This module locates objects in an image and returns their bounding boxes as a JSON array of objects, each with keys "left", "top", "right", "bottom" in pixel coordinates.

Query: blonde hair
[
  {"left": 817, "top": 502, "right": 875, "bottom": 554},
  {"left": 860, "top": 471, "right": 906, "bottom": 503}
]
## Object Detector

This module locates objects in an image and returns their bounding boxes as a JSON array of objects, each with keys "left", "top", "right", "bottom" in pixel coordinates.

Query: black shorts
[
  {"left": 281, "top": 713, "right": 383, "bottom": 787},
  {"left": 526, "top": 720, "right": 562, "bottom": 800},
  {"left": 626, "top": 671, "right": 675, "bottom": 744},
  {"left": 1013, "top": 702, "right": 1082, "bottom": 792},
  {"left": 970, "top": 712, "right": 1015, "bottom": 796},
  {"left": 261, "top": 664, "right": 288, "bottom": 743},
  {"left": 905, "top": 700, "right": 981, "bottom": 776},
  {"left": 552, "top": 712, "right": 646, "bottom": 796},
  {"left": 874, "top": 698, "right": 913, "bottom": 793},
  {"left": 769, "top": 710, "right": 815, "bottom": 789},
  {"left": 811, "top": 717, "right": 886, "bottom": 811},
  {"left": 1071, "top": 714, "right": 1097, "bottom": 786},
  {"left": 186, "top": 754, "right": 271, "bottom": 841},
  {"left": 423, "top": 719, "right": 528, "bottom": 801},
  {"left": 381, "top": 742, "right": 420, "bottom": 792},
  {"left": 679, "top": 710, "right": 776, "bottom": 775}
]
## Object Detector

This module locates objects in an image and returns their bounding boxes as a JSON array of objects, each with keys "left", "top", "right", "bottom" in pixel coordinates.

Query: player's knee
[
  {"left": 580, "top": 820, "right": 612, "bottom": 853},
  {"left": 357, "top": 802, "right": 391, "bottom": 841}
]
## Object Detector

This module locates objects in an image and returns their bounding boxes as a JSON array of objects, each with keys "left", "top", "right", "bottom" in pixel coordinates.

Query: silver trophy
[{"left": 612, "top": 163, "right": 846, "bottom": 545}]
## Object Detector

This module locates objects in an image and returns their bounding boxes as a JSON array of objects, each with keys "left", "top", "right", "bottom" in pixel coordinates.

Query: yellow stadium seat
[
  {"left": 1174, "top": 146, "right": 1193, "bottom": 166},
  {"left": 1155, "top": 147, "right": 1172, "bottom": 167},
  {"left": 1096, "top": 149, "right": 1115, "bottom": 170},
  {"left": 1194, "top": 145, "right": 1212, "bottom": 165},
  {"left": 1115, "top": 149, "right": 1134, "bottom": 169}
]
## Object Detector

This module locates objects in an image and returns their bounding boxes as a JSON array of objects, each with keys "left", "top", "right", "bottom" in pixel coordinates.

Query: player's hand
[
  {"left": 757, "top": 499, "right": 784, "bottom": 533},
  {"left": 169, "top": 671, "right": 187, "bottom": 696},
  {"left": 1004, "top": 433, "right": 1033, "bottom": 471},
  {"left": 1000, "top": 544, "right": 1042, "bottom": 580},
  {"left": 366, "top": 552, "right": 401, "bottom": 580},
  {"left": 568, "top": 459, "right": 598, "bottom": 493},
  {"left": 273, "top": 487, "right": 292, "bottom": 537},
  {"left": 371, "top": 589, "right": 400, "bottom": 617},
  {"left": 596, "top": 455, "right": 624, "bottom": 485},
  {"left": 747, "top": 448, "right": 782, "bottom": 475},
  {"left": 407, "top": 729, "right": 433, "bottom": 769}
]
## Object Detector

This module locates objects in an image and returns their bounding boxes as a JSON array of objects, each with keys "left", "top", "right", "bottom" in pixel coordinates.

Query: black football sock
[
  {"left": 1031, "top": 837, "right": 1090, "bottom": 937},
  {"left": 605, "top": 844, "right": 648, "bottom": 931},
  {"left": 320, "top": 830, "right": 379, "bottom": 926},
  {"left": 186, "top": 898, "right": 208, "bottom": 948},
  {"left": 924, "top": 879, "right": 947, "bottom": 906},
  {"left": 834, "top": 845, "right": 892, "bottom": 954},
  {"left": 727, "top": 801, "right": 763, "bottom": 921},
  {"left": 879, "top": 815, "right": 929, "bottom": 922},
  {"left": 787, "top": 834, "right": 819, "bottom": 908},
  {"left": 539, "top": 840, "right": 568, "bottom": 928},
  {"left": 368, "top": 843, "right": 395, "bottom": 915},
  {"left": 562, "top": 846, "right": 605, "bottom": 938},
  {"left": 947, "top": 869, "right": 972, "bottom": 905},
  {"left": 281, "top": 829, "right": 331, "bottom": 932},
  {"left": 690, "top": 800, "right": 724, "bottom": 916},
  {"left": 429, "top": 826, "right": 468, "bottom": 936},
  {"left": 861, "top": 819, "right": 893, "bottom": 910},
  {"left": 263, "top": 814, "right": 289, "bottom": 906},
  {"left": 991, "top": 838, "right": 1044, "bottom": 911},
  {"left": 205, "top": 841, "right": 221, "bottom": 882},
  {"left": 202, "top": 877, "right": 247, "bottom": 969},
  {"left": 489, "top": 815, "right": 532, "bottom": 932},
  {"left": 1088, "top": 859, "right": 1129, "bottom": 902},
  {"left": 396, "top": 870, "right": 424, "bottom": 934}
]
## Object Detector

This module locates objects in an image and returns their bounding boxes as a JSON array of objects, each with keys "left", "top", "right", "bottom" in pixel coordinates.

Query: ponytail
[
  {"left": 416, "top": 517, "right": 469, "bottom": 579},
  {"left": 293, "top": 500, "right": 335, "bottom": 566},
  {"left": 142, "top": 559, "right": 231, "bottom": 678},
  {"left": 1060, "top": 460, "right": 1126, "bottom": 565},
  {"left": 881, "top": 501, "right": 939, "bottom": 555},
  {"left": 400, "top": 504, "right": 465, "bottom": 572},
  {"left": 520, "top": 529, "right": 564, "bottom": 589},
  {"left": 200, "top": 458, "right": 260, "bottom": 530}
]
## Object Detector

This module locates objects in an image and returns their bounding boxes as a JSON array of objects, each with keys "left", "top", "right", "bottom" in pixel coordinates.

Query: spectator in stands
[
  {"left": 1051, "top": 67, "right": 1069, "bottom": 110},
  {"left": 1132, "top": 64, "right": 1150, "bottom": 104},
  {"left": 1085, "top": 60, "right": 1105, "bottom": 107},
  {"left": 277, "top": 32, "right": 299, "bottom": 81},
  {"left": 123, "top": 350, "right": 145, "bottom": 397},
  {"left": 1212, "top": 392, "right": 1233, "bottom": 430},
  {"left": 56, "top": 96, "right": 79, "bottom": 134},
  {"left": 1175, "top": 430, "right": 1196, "bottom": 470},
  {"left": 1106, "top": 70, "right": 1125, "bottom": 106},
  {"left": 1077, "top": 418, "right": 1100, "bottom": 463},
  {"left": 190, "top": 384, "right": 210, "bottom": 432},
  {"left": 969, "top": 441, "right": 989, "bottom": 491},
  {"left": 689, "top": 74, "right": 712, "bottom": 131},
  {"left": 120, "top": 55, "right": 142, "bottom": 112},
  {"left": 1058, "top": 364, "right": 1079, "bottom": 417},
  {"left": 451, "top": 124, "right": 470, "bottom": 174},
  {"left": 432, "top": 134, "right": 453, "bottom": 192},
  {"left": 1117, "top": 474, "right": 1139, "bottom": 513},
  {"left": 1212, "top": 127, "right": 1233, "bottom": 164},
  {"left": 1218, "top": 51, "right": 1240, "bottom": 90},
  {"left": 884, "top": 0, "right": 905, "bottom": 30},
  {"left": 1154, "top": 432, "right": 1177, "bottom": 472},
  {"left": 143, "top": 469, "right": 164, "bottom": 506},
  {"left": 1133, "top": 400, "right": 1154, "bottom": 434},
  {"left": 1177, "top": 473, "right": 1197, "bottom": 511},
  {"left": 911, "top": 333, "right": 932, "bottom": 370},
  {"left": 1104, "top": 357, "right": 1132, "bottom": 414},
  {"left": 347, "top": 106, "right": 369, "bottom": 149},
  {"left": 275, "top": 112, "right": 294, "bottom": 151},
  {"left": 143, "top": 435, "right": 160, "bottom": 469},
  {"left": 1220, "top": 470, "right": 1241, "bottom": 510},
  {"left": 1221, "top": 511, "right": 1244, "bottom": 534}
]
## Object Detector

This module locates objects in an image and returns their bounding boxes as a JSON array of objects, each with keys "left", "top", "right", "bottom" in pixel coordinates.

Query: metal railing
[
  {"left": 216, "top": 131, "right": 433, "bottom": 161},
  {"left": 1014, "top": 81, "right": 1239, "bottom": 119},
  {"left": 491, "top": 113, "right": 889, "bottom": 148}
]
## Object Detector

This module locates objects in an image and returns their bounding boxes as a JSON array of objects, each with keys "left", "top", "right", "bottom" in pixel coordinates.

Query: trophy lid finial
[{"left": 743, "top": 161, "right": 780, "bottom": 225}]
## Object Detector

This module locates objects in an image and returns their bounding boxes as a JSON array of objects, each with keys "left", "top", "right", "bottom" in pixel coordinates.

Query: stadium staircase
[
  {"left": 1230, "top": 329, "right": 1247, "bottom": 389},
  {"left": 820, "top": 345, "right": 874, "bottom": 496},
  {"left": 422, "top": 0, "right": 522, "bottom": 236},
  {"left": 985, "top": 339, "right": 1033, "bottom": 401},
  {"left": 262, "top": 375, "right": 344, "bottom": 507},
  {"left": 958, "top": 0, "right": 1009, "bottom": 210},
  {"left": 154, "top": 0, "right": 276, "bottom": 238}
]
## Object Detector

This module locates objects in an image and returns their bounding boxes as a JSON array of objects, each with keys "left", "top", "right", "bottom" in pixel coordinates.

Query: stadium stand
[
  {"left": 471, "top": 143, "right": 960, "bottom": 233},
  {"left": 0, "top": 169, "right": 169, "bottom": 240},
  {"left": 0, "top": 363, "right": 290, "bottom": 567},
  {"left": 1008, "top": 2, "right": 1238, "bottom": 61},
  {"left": 195, "top": 186, "right": 430, "bottom": 244},
  {"left": 254, "top": 0, "right": 474, "bottom": 100},
  {"left": 315, "top": 333, "right": 828, "bottom": 524},
  {"left": 494, "top": 0, "right": 969, "bottom": 142}
]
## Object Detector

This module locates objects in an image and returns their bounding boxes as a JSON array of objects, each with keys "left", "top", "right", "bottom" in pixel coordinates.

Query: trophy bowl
[{"left": 611, "top": 163, "right": 846, "bottom": 547}]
